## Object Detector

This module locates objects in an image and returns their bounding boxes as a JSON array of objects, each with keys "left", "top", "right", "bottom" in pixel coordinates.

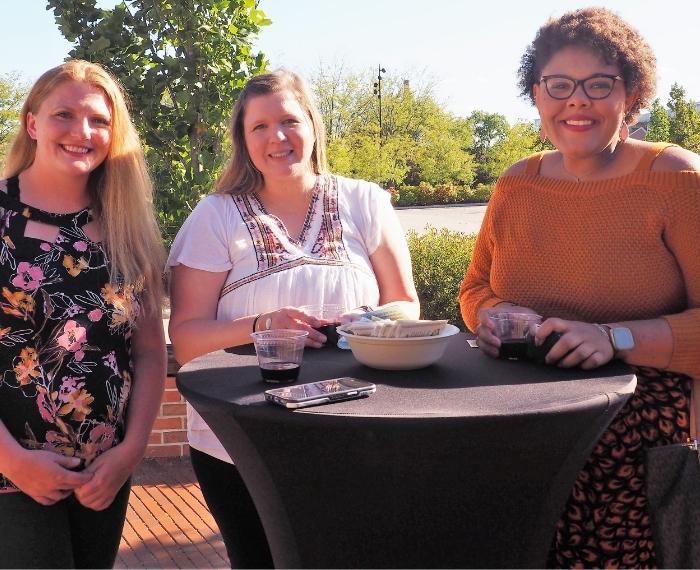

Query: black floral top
[{"left": 0, "top": 177, "right": 140, "bottom": 492}]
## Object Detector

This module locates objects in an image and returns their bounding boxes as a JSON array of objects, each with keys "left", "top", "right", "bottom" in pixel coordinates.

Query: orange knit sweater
[{"left": 459, "top": 144, "right": 700, "bottom": 379}]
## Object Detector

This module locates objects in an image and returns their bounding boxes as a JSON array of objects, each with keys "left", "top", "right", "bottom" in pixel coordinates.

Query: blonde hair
[
  {"left": 216, "top": 69, "right": 328, "bottom": 195},
  {"left": 3, "top": 60, "right": 165, "bottom": 318}
]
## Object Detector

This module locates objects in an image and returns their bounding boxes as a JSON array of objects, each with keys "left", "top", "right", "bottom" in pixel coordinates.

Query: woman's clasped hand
[
  {"left": 477, "top": 308, "right": 615, "bottom": 369},
  {"left": 1, "top": 449, "right": 92, "bottom": 506},
  {"left": 532, "top": 318, "right": 614, "bottom": 369}
]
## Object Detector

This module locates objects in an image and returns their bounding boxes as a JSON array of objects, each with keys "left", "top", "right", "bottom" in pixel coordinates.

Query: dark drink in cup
[
  {"left": 315, "top": 323, "right": 339, "bottom": 347},
  {"left": 260, "top": 362, "right": 300, "bottom": 383},
  {"left": 300, "top": 305, "right": 345, "bottom": 347},
  {"left": 251, "top": 330, "right": 308, "bottom": 384},
  {"left": 499, "top": 339, "right": 529, "bottom": 360},
  {"left": 492, "top": 313, "right": 543, "bottom": 361}
]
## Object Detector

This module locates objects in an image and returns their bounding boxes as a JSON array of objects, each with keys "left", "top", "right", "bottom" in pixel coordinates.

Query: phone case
[
  {"left": 265, "top": 390, "right": 372, "bottom": 409},
  {"left": 265, "top": 378, "right": 376, "bottom": 409}
]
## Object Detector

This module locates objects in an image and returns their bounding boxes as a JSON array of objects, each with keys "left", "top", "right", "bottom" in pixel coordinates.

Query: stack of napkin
[{"left": 340, "top": 319, "right": 448, "bottom": 338}]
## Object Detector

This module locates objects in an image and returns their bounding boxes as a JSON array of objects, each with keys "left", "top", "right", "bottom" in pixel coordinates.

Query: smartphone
[{"left": 265, "top": 377, "right": 376, "bottom": 409}]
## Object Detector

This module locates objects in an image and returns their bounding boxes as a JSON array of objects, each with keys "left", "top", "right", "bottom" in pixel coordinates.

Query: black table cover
[{"left": 177, "top": 333, "right": 636, "bottom": 568}]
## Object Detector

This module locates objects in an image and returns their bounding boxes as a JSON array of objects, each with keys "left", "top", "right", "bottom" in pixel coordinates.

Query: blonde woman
[
  {"left": 0, "top": 60, "right": 166, "bottom": 568},
  {"left": 168, "top": 69, "right": 419, "bottom": 567}
]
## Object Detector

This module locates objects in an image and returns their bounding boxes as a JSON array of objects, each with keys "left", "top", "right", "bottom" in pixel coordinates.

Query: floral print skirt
[{"left": 548, "top": 367, "right": 692, "bottom": 569}]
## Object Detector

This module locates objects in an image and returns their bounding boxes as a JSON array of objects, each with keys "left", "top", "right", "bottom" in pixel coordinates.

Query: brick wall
[{"left": 144, "top": 321, "right": 189, "bottom": 458}]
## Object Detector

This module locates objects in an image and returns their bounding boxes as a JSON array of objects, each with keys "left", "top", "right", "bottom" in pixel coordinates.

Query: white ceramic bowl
[{"left": 337, "top": 324, "right": 460, "bottom": 370}]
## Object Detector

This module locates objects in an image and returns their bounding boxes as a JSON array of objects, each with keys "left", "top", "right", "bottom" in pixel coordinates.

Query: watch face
[{"left": 612, "top": 327, "right": 635, "bottom": 351}]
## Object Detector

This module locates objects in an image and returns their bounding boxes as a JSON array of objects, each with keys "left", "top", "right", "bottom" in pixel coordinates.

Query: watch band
[
  {"left": 593, "top": 323, "right": 611, "bottom": 338},
  {"left": 593, "top": 323, "right": 615, "bottom": 349}
]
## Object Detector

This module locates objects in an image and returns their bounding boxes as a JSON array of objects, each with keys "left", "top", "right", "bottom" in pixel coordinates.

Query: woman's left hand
[
  {"left": 535, "top": 318, "right": 614, "bottom": 369},
  {"left": 262, "top": 307, "right": 326, "bottom": 348},
  {"left": 74, "top": 443, "right": 140, "bottom": 511}
]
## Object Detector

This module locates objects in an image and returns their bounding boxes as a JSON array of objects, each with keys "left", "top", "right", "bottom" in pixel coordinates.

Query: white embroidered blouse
[{"left": 168, "top": 174, "right": 401, "bottom": 461}]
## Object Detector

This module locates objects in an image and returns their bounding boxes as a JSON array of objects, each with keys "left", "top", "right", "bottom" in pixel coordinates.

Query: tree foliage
[
  {"left": 645, "top": 98, "right": 671, "bottom": 143},
  {"left": 467, "top": 110, "right": 509, "bottom": 184},
  {"left": 312, "top": 63, "right": 373, "bottom": 142},
  {"left": 311, "top": 66, "right": 475, "bottom": 188},
  {"left": 46, "top": 0, "right": 270, "bottom": 242},
  {"left": 666, "top": 83, "right": 700, "bottom": 153},
  {"left": 0, "top": 73, "right": 28, "bottom": 167},
  {"left": 482, "top": 122, "right": 543, "bottom": 181}
]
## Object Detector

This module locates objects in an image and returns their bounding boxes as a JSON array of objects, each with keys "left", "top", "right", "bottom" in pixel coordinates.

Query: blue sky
[{"left": 1, "top": 1, "right": 699, "bottom": 123}]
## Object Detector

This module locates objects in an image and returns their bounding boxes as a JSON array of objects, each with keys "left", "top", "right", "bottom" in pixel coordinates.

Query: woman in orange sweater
[{"left": 460, "top": 7, "right": 700, "bottom": 568}]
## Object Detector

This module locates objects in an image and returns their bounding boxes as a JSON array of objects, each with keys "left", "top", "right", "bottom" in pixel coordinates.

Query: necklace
[{"left": 560, "top": 143, "right": 623, "bottom": 182}]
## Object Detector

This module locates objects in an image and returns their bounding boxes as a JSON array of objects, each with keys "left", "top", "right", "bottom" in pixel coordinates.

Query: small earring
[
  {"left": 539, "top": 127, "right": 547, "bottom": 143},
  {"left": 619, "top": 121, "right": 629, "bottom": 143}
]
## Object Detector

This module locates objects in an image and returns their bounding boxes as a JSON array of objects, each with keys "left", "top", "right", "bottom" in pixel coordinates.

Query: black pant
[
  {"left": 0, "top": 481, "right": 130, "bottom": 569},
  {"left": 190, "top": 448, "right": 274, "bottom": 569}
]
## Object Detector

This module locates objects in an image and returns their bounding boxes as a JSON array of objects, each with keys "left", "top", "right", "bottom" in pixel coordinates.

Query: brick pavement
[{"left": 116, "top": 457, "right": 230, "bottom": 569}]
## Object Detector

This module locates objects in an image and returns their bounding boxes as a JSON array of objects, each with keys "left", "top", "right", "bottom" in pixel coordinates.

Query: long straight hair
[
  {"left": 216, "top": 69, "right": 328, "bottom": 195},
  {"left": 3, "top": 60, "right": 165, "bottom": 318}
]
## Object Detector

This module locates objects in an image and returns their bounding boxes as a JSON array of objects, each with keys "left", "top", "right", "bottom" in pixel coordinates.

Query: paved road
[{"left": 395, "top": 203, "right": 487, "bottom": 235}]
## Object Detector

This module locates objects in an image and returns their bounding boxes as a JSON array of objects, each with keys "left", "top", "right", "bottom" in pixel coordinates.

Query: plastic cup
[
  {"left": 490, "top": 313, "right": 543, "bottom": 360},
  {"left": 250, "top": 329, "right": 309, "bottom": 383},
  {"left": 299, "top": 304, "right": 346, "bottom": 347}
]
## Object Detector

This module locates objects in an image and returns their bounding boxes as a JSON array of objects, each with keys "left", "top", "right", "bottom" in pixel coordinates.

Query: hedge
[
  {"left": 390, "top": 182, "right": 494, "bottom": 207},
  {"left": 407, "top": 226, "right": 478, "bottom": 331}
]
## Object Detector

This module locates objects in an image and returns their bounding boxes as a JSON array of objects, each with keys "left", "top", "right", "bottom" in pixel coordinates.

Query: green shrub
[
  {"left": 434, "top": 183, "right": 460, "bottom": 204},
  {"left": 395, "top": 185, "right": 419, "bottom": 207},
  {"left": 455, "top": 184, "right": 472, "bottom": 202},
  {"left": 387, "top": 186, "right": 400, "bottom": 205},
  {"left": 416, "top": 181, "right": 435, "bottom": 204},
  {"left": 393, "top": 182, "right": 491, "bottom": 207},
  {"left": 407, "top": 226, "right": 477, "bottom": 331},
  {"left": 469, "top": 183, "right": 495, "bottom": 202}
]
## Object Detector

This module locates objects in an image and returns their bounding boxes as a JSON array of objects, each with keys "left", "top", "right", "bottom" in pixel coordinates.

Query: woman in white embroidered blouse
[{"left": 167, "top": 69, "right": 419, "bottom": 568}]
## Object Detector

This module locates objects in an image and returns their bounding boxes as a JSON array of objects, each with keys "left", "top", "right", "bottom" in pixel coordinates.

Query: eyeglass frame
[{"left": 539, "top": 73, "right": 624, "bottom": 100}]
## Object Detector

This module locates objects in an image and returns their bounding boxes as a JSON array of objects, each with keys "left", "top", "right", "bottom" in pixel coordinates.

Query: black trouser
[
  {"left": 190, "top": 447, "right": 274, "bottom": 569},
  {"left": 0, "top": 480, "right": 130, "bottom": 569}
]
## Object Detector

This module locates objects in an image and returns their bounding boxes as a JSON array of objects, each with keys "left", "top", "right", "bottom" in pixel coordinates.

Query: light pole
[{"left": 373, "top": 65, "right": 386, "bottom": 144}]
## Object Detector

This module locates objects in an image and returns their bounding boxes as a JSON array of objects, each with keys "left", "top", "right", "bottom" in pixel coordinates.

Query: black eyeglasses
[{"left": 539, "top": 74, "right": 623, "bottom": 100}]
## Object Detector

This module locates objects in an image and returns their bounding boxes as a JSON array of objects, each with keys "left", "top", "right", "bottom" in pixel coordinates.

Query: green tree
[
  {"left": 645, "top": 98, "right": 671, "bottom": 143},
  {"left": 483, "top": 122, "right": 541, "bottom": 180},
  {"left": 467, "top": 110, "right": 509, "bottom": 184},
  {"left": 47, "top": 0, "right": 270, "bottom": 242},
  {"left": 312, "top": 66, "right": 475, "bottom": 188},
  {"left": 311, "top": 63, "right": 374, "bottom": 142},
  {"left": 330, "top": 132, "right": 412, "bottom": 185},
  {"left": 0, "top": 73, "right": 28, "bottom": 167},
  {"left": 667, "top": 83, "right": 700, "bottom": 152},
  {"left": 409, "top": 113, "right": 474, "bottom": 186}
]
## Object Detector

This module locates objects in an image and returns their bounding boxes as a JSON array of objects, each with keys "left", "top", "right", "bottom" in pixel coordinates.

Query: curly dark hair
[{"left": 517, "top": 7, "right": 656, "bottom": 123}]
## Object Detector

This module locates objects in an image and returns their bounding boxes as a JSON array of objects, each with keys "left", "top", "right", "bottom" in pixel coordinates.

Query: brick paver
[{"left": 115, "top": 458, "right": 229, "bottom": 569}]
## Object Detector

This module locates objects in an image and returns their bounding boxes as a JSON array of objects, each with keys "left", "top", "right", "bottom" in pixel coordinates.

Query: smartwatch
[{"left": 600, "top": 324, "right": 635, "bottom": 352}]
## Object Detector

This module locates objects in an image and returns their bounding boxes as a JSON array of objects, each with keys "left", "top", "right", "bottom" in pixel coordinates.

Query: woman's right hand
[
  {"left": 476, "top": 304, "right": 539, "bottom": 358},
  {"left": 5, "top": 449, "right": 93, "bottom": 505},
  {"left": 259, "top": 306, "right": 327, "bottom": 348}
]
